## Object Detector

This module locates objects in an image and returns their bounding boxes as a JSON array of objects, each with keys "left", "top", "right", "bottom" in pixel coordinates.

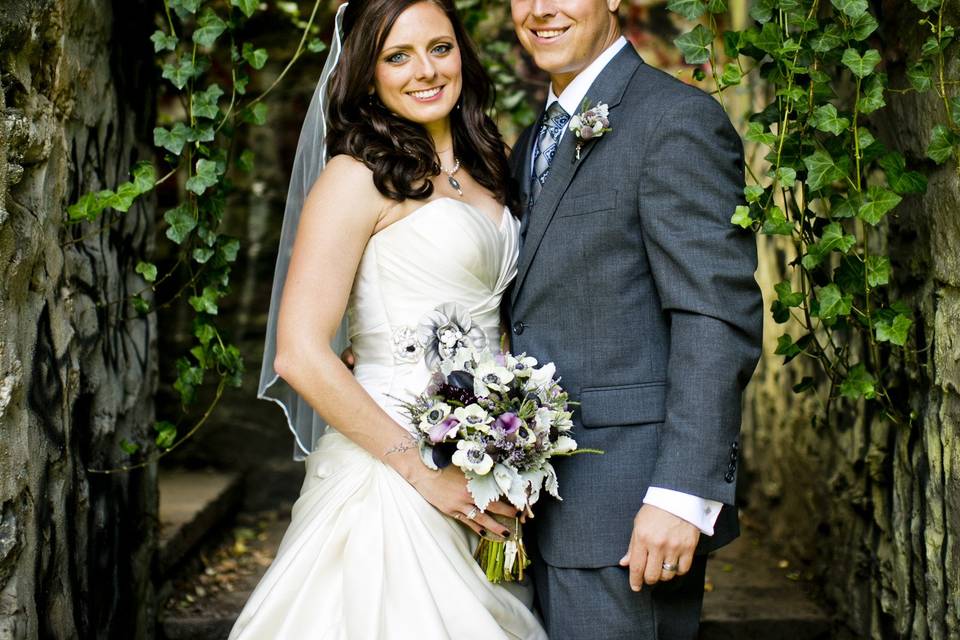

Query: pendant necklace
[{"left": 441, "top": 158, "right": 464, "bottom": 197}]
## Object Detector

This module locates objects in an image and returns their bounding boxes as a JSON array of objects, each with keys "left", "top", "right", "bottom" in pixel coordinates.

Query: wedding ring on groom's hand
[
  {"left": 661, "top": 561, "right": 679, "bottom": 573},
  {"left": 466, "top": 506, "right": 479, "bottom": 520}
]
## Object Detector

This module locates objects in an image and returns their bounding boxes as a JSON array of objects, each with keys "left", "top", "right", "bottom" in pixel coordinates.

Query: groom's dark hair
[{"left": 327, "top": 0, "right": 516, "bottom": 212}]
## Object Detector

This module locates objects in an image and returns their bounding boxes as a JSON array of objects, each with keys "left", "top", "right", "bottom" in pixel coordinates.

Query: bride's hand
[{"left": 408, "top": 464, "right": 516, "bottom": 539}]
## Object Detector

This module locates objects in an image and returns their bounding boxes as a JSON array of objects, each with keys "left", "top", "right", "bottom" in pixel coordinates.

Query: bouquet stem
[{"left": 473, "top": 514, "right": 529, "bottom": 583}]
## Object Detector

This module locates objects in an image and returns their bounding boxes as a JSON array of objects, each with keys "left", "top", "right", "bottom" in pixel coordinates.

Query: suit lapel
[{"left": 511, "top": 46, "right": 643, "bottom": 307}]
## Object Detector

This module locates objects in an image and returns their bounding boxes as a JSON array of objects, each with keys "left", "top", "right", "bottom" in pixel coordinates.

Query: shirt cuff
[{"left": 643, "top": 487, "right": 724, "bottom": 536}]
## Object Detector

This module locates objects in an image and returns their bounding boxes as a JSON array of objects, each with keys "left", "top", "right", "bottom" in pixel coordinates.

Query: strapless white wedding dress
[{"left": 229, "top": 198, "right": 548, "bottom": 640}]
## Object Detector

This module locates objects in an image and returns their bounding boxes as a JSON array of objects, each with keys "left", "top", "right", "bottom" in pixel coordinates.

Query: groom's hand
[{"left": 619, "top": 504, "right": 700, "bottom": 591}]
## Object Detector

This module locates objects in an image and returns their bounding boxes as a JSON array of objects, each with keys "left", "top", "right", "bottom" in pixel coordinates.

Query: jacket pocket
[
  {"left": 579, "top": 381, "right": 666, "bottom": 428},
  {"left": 557, "top": 189, "right": 619, "bottom": 218}
]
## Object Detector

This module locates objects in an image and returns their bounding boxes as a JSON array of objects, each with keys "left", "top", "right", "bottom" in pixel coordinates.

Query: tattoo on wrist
[{"left": 385, "top": 433, "right": 418, "bottom": 456}]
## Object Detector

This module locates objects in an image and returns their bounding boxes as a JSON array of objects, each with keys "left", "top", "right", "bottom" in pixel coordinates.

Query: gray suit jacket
[{"left": 507, "top": 46, "right": 763, "bottom": 568}]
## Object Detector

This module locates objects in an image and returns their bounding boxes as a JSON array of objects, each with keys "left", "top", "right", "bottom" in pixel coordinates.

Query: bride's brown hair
[{"left": 326, "top": 0, "right": 516, "bottom": 212}]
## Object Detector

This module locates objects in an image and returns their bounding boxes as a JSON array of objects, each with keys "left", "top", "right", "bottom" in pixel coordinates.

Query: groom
[{"left": 506, "top": 1, "right": 763, "bottom": 638}]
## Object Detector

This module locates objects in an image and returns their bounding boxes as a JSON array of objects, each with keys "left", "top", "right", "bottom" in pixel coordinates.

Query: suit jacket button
[
  {"left": 512, "top": 321, "right": 525, "bottom": 335},
  {"left": 724, "top": 471, "right": 735, "bottom": 483}
]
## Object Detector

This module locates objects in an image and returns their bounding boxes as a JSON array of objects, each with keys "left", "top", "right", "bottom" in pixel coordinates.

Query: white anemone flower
[
  {"left": 473, "top": 352, "right": 515, "bottom": 397},
  {"left": 552, "top": 435, "right": 578, "bottom": 454},
  {"left": 418, "top": 402, "right": 452, "bottom": 434},
  {"left": 534, "top": 407, "right": 556, "bottom": 434},
  {"left": 506, "top": 353, "right": 538, "bottom": 378},
  {"left": 454, "top": 404, "right": 492, "bottom": 433},
  {"left": 527, "top": 361, "right": 557, "bottom": 390},
  {"left": 452, "top": 440, "right": 494, "bottom": 475}
]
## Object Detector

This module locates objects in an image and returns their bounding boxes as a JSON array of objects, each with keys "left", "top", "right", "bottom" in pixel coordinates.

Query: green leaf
[
  {"left": 842, "top": 48, "right": 881, "bottom": 78},
  {"left": 927, "top": 124, "right": 958, "bottom": 164},
  {"left": 170, "top": 0, "right": 203, "bottom": 14},
  {"left": 803, "top": 150, "right": 846, "bottom": 191},
  {"left": 802, "top": 222, "right": 856, "bottom": 269},
  {"left": 744, "top": 185, "right": 765, "bottom": 203},
  {"left": 775, "top": 281, "right": 804, "bottom": 307},
  {"left": 810, "top": 25, "right": 843, "bottom": 53},
  {"left": 188, "top": 123, "right": 215, "bottom": 143},
  {"left": 241, "top": 102, "right": 268, "bottom": 126},
  {"left": 667, "top": 0, "right": 707, "bottom": 21},
  {"left": 831, "top": 0, "right": 868, "bottom": 18},
  {"left": 192, "top": 247, "right": 215, "bottom": 263},
  {"left": 132, "top": 162, "right": 156, "bottom": 193},
  {"left": 219, "top": 238, "right": 241, "bottom": 262},
  {"left": 195, "top": 322, "right": 217, "bottom": 347},
  {"left": 307, "top": 38, "right": 327, "bottom": 54},
  {"left": 793, "top": 377, "right": 816, "bottom": 393},
  {"left": 192, "top": 84, "right": 224, "bottom": 120},
  {"left": 951, "top": 96, "right": 960, "bottom": 127},
  {"left": 675, "top": 24, "right": 715, "bottom": 66},
  {"left": 154, "top": 420, "right": 178, "bottom": 449},
  {"left": 749, "top": 0, "right": 775, "bottom": 23},
  {"left": 706, "top": 0, "right": 727, "bottom": 12},
  {"left": 907, "top": 60, "right": 934, "bottom": 92},
  {"left": 857, "top": 74, "right": 886, "bottom": 114},
  {"left": 185, "top": 158, "right": 222, "bottom": 196},
  {"left": 119, "top": 439, "right": 140, "bottom": 454},
  {"left": 154, "top": 122, "right": 191, "bottom": 155},
  {"left": 238, "top": 149, "right": 255, "bottom": 172},
  {"left": 231, "top": 0, "right": 259, "bottom": 18},
  {"left": 189, "top": 285, "right": 220, "bottom": 315},
  {"left": 193, "top": 10, "right": 227, "bottom": 47},
  {"left": 875, "top": 312, "right": 912, "bottom": 346},
  {"left": 816, "top": 283, "right": 853, "bottom": 320},
  {"left": 762, "top": 206, "right": 794, "bottom": 236},
  {"left": 132, "top": 295, "right": 150, "bottom": 314},
  {"left": 865, "top": 255, "right": 891, "bottom": 287},
  {"left": 775, "top": 334, "right": 802, "bottom": 359},
  {"left": 162, "top": 57, "right": 198, "bottom": 89},
  {"left": 242, "top": 42, "right": 269, "bottom": 70},
  {"left": 151, "top": 30, "right": 178, "bottom": 52},
  {"left": 719, "top": 63, "right": 742, "bottom": 88},
  {"left": 746, "top": 121, "right": 777, "bottom": 146},
  {"left": 810, "top": 104, "right": 850, "bottom": 135},
  {"left": 839, "top": 364, "right": 876, "bottom": 399},
  {"left": 731, "top": 205, "right": 753, "bottom": 228},
  {"left": 880, "top": 152, "right": 928, "bottom": 194},
  {"left": 858, "top": 186, "right": 902, "bottom": 225},
  {"left": 832, "top": 193, "right": 861, "bottom": 218},
  {"left": 752, "top": 22, "right": 782, "bottom": 54},
  {"left": 847, "top": 12, "right": 878, "bottom": 41},
  {"left": 857, "top": 127, "right": 876, "bottom": 150},
  {"left": 164, "top": 205, "right": 197, "bottom": 244},
  {"left": 135, "top": 261, "right": 158, "bottom": 282},
  {"left": 776, "top": 166, "right": 797, "bottom": 184},
  {"left": 911, "top": 0, "right": 941, "bottom": 11}
]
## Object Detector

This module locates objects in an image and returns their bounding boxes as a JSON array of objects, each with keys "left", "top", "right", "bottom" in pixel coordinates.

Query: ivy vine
[{"left": 668, "top": 0, "right": 958, "bottom": 425}]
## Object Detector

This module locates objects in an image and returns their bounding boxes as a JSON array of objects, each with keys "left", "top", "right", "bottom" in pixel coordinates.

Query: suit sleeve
[{"left": 637, "top": 94, "right": 763, "bottom": 505}]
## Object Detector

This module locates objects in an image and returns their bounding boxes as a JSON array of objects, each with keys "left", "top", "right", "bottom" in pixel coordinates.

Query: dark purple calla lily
[{"left": 429, "top": 417, "right": 460, "bottom": 444}]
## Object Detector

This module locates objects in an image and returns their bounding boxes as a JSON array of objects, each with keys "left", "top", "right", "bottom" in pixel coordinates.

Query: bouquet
[{"left": 398, "top": 304, "right": 598, "bottom": 582}]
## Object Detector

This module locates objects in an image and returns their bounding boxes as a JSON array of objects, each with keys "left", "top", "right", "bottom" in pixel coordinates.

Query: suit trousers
[{"left": 531, "top": 556, "right": 708, "bottom": 640}]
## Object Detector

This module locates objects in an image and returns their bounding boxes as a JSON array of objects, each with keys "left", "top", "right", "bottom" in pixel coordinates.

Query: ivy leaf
[
  {"left": 169, "top": 0, "right": 202, "bottom": 15},
  {"left": 951, "top": 96, "right": 960, "bottom": 127},
  {"left": 135, "top": 261, "right": 158, "bottom": 283},
  {"left": 858, "top": 186, "right": 902, "bottom": 225},
  {"left": 195, "top": 322, "right": 217, "bottom": 347},
  {"left": 188, "top": 123, "right": 215, "bottom": 143},
  {"left": 744, "top": 185, "right": 765, "bottom": 203},
  {"left": 858, "top": 74, "right": 886, "bottom": 114},
  {"left": 802, "top": 222, "right": 856, "bottom": 269},
  {"left": 154, "top": 122, "right": 191, "bottom": 155},
  {"left": 746, "top": 121, "right": 777, "bottom": 146},
  {"left": 119, "top": 439, "right": 140, "bottom": 454},
  {"left": 719, "top": 63, "right": 742, "bottom": 88},
  {"left": 189, "top": 285, "right": 220, "bottom": 315},
  {"left": 131, "top": 162, "right": 156, "bottom": 194},
  {"left": 831, "top": 0, "right": 868, "bottom": 18},
  {"left": 762, "top": 206, "right": 794, "bottom": 236},
  {"left": 219, "top": 237, "right": 241, "bottom": 262},
  {"left": 804, "top": 150, "right": 846, "bottom": 191},
  {"left": 706, "top": 0, "right": 727, "bottom": 12},
  {"left": 775, "top": 281, "right": 804, "bottom": 307},
  {"left": 192, "top": 247, "right": 215, "bottom": 264},
  {"left": 910, "top": 0, "right": 941, "bottom": 11},
  {"left": 193, "top": 10, "right": 227, "bottom": 47},
  {"left": 162, "top": 57, "right": 198, "bottom": 90},
  {"left": 776, "top": 166, "right": 797, "bottom": 185},
  {"left": 842, "top": 48, "right": 881, "bottom": 78},
  {"left": 237, "top": 149, "right": 255, "bottom": 172},
  {"left": 810, "top": 104, "right": 850, "bottom": 135},
  {"left": 775, "top": 334, "right": 802, "bottom": 359},
  {"left": 847, "top": 12, "right": 878, "bottom": 41},
  {"left": 752, "top": 22, "right": 782, "bottom": 55},
  {"left": 242, "top": 42, "right": 269, "bottom": 70},
  {"left": 154, "top": 421, "right": 178, "bottom": 449},
  {"left": 839, "top": 364, "right": 876, "bottom": 400},
  {"left": 857, "top": 128, "right": 876, "bottom": 150},
  {"left": 880, "top": 152, "right": 928, "bottom": 195},
  {"left": 731, "top": 205, "right": 753, "bottom": 228},
  {"left": 192, "top": 84, "right": 224, "bottom": 119},
  {"left": 231, "top": 0, "right": 259, "bottom": 18},
  {"left": 875, "top": 313, "right": 913, "bottom": 346},
  {"left": 666, "top": 0, "right": 707, "bottom": 21},
  {"left": 185, "top": 158, "right": 223, "bottom": 195},
  {"left": 816, "top": 283, "right": 853, "bottom": 320},
  {"left": 151, "top": 30, "right": 178, "bottom": 52},
  {"left": 832, "top": 193, "right": 861, "bottom": 219},
  {"left": 865, "top": 255, "right": 891, "bottom": 287},
  {"left": 241, "top": 102, "right": 268, "bottom": 126},
  {"left": 927, "top": 124, "right": 958, "bottom": 164},
  {"left": 749, "top": 0, "right": 775, "bottom": 23},
  {"left": 907, "top": 60, "right": 934, "bottom": 92},
  {"left": 810, "top": 25, "right": 843, "bottom": 53},
  {"left": 164, "top": 205, "right": 197, "bottom": 244},
  {"left": 308, "top": 38, "right": 327, "bottom": 54},
  {"left": 675, "top": 24, "right": 715, "bottom": 65}
]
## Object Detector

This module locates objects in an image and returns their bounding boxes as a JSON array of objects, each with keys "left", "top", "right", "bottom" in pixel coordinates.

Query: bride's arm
[{"left": 273, "top": 155, "right": 514, "bottom": 538}]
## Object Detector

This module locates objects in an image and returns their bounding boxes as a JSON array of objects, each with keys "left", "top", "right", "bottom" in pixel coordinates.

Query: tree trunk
[
  {"left": 740, "top": 2, "right": 960, "bottom": 638},
  {"left": 0, "top": 0, "right": 157, "bottom": 637}
]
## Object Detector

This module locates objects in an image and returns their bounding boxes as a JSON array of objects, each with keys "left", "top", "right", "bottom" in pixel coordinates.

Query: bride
[{"left": 230, "top": 0, "right": 548, "bottom": 638}]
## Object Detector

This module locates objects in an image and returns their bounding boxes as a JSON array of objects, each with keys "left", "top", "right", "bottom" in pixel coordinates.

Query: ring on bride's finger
[
  {"left": 453, "top": 513, "right": 463, "bottom": 520},
  {"left": 466, "top": 506, "right": 479, "bottom": 520},
  {"left": 661, "top": 561, "right": 679, "bottom": 572}
]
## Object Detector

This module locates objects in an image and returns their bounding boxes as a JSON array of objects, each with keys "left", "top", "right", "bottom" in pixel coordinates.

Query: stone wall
[
  {"left": 0, "top": 0, "right": 157, "bottom": 637},
  {"left": 739, "top": 2, "right": 960, "bottom": 638}
]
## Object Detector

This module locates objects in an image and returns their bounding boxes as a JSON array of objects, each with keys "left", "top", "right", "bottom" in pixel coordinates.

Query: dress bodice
[{"left": 346, "top": 197, "right": 519, "bottom": 425}]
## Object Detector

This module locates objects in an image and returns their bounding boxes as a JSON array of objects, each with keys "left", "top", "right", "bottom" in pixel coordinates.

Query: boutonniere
[{"left": 569, "top": 99, "right": 611, "bottom": 161}]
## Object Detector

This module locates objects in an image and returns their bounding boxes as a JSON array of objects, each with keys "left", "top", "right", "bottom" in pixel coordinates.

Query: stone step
[
  {"left": 158, "top": 468, "right": 244, "bottom": 578},
  {"left": 160, "top": 503, "right": 831, "bottom": 640}
]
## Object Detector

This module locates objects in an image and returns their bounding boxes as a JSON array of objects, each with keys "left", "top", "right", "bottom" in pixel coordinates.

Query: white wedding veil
[{"left": 258, "top": 2, "right": 349, "bottom": 461}]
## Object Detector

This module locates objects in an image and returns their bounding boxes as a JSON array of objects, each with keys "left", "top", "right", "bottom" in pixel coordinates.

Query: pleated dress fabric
[{"left": 229, "top": 198, "right": 548, "bottom": 640}]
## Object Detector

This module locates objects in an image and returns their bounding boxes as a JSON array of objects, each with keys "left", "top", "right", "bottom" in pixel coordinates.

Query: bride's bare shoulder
[{"left": 306, "top": 154, "right": 388, "bottom": 220}]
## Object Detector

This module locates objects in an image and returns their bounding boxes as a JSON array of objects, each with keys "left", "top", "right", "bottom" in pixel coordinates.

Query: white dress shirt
[{"left": 536, "top": 35, "right": 724, "bottom": 536}]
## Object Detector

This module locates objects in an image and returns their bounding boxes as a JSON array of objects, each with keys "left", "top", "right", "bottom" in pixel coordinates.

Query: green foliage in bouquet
[{"left": 668, "top": 0, "right": 958, "bottom": 426}]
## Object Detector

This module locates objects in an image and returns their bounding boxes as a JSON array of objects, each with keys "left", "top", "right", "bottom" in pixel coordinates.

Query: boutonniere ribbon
[{"left": 568, "top": 100, "right": 612, "bottom": 161}]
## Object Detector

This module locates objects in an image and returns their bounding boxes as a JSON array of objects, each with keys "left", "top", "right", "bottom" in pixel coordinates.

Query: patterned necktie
[{"left": 529, "top": 101, "right": 570, "bottom": 207}]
